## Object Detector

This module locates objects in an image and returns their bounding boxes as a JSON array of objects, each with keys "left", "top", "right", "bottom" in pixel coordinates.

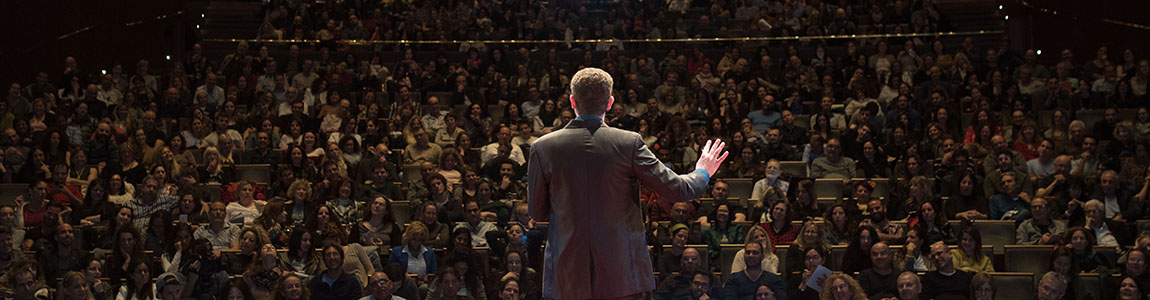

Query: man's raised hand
[{"left": 695, "top": 139, "right": 729, "bottom": 177}]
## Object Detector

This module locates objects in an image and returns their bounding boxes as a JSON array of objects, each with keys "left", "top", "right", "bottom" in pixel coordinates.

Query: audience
[{"left": 1, "top": 1, "right": 1148, "bottom": 298}]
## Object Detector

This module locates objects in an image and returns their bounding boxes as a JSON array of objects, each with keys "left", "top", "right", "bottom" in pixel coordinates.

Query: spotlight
[{"left": 1037, "top": 50, "right": 1043, "bottom": 55}]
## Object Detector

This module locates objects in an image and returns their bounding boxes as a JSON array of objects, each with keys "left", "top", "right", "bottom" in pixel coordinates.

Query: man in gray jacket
[{"left": 528, "top": 68, "right": 727, "bottom": 299}]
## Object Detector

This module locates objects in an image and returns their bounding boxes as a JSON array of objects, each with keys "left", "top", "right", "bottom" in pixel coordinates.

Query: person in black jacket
[{"left": 308, "top": 245, "right": 363, "bottom": 300}]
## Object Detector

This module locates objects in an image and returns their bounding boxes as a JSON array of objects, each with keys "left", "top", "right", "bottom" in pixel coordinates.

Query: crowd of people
[{"left": 0, "top": 0, "right": 1149, "bottom": 299}]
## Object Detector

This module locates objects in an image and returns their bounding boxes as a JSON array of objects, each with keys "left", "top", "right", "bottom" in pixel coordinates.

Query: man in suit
[{"left": 528, "top": 68, "right": 727, "bottom": 299}]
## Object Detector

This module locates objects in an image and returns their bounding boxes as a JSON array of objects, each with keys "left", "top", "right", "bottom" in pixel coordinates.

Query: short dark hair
[{"left": 569, "top": 68, "right": 613, "bottom": 115}]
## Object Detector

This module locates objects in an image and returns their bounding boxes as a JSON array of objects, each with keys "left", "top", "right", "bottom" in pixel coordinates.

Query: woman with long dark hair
[
  {"left": 107, "top": 225, "right": 146, "bottom": 285},
  {"left": 913, "top": 201, "right": 956, "bottom": 245},
  {"left": 824, "top": 204, "right": 854, "bottom": 245},
  {"left": 73, "top": 178, "right": 114, "bottom": 226},
  {"left": 840, "top": 225, "right": 879, "bottom": 274},
  {"left": 951, "top": 225, "right": 993, "bottom": 272},
  {"left": 283, "top": 229, "right": 321, "bottom": 276},
  {"left": 114, "top": 259, "right": 156, "bottom": 300},
  {"left": 944, "top": 171, "right": 989, "bottom": 220},
  {"left": 352, "top": 195, "right": 403, "bottom": 247}
]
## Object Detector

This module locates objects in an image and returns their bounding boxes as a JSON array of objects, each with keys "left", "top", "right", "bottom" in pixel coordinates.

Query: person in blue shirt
[
  {"left": 990, "top": 172, "right": 1031, "bottom": 220},
  {"left": 885, "top": 95, "right": 922, "bottom": 130},
  {"left": 747, "top": 95, "right": 781, "bottom": 132}
]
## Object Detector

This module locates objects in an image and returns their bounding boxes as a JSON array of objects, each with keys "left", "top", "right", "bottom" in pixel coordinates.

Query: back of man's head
[{"left": 570, "top": 68, "right": 613, "bottom": 116}]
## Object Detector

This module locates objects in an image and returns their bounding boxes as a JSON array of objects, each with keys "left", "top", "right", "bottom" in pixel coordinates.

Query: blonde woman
[
  {"left": 57, "top": 271, "right": 94, "bottom": 300},
  {"left": 197, "top": 146, "right": 235, "bottom": 184},
  {"left": 784, "top": 220, "right": 831, "bottom": 276},
  {"left": 731, "top": 225, "right": 780, "bottom": 274}
]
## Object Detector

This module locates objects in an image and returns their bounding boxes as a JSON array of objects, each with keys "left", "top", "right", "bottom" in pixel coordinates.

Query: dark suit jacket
[{"left": 528, "top": 118, "right": 709, "bottom": 299}]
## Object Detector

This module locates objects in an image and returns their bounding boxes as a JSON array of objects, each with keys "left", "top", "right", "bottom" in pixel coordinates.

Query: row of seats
[{"left": 702, "top": 243, "right": 1117, "bottom": 299}]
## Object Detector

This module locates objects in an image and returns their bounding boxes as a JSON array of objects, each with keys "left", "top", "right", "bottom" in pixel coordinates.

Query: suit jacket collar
[{"left": 564, "top": 118, "right": 609, "bottom": 130}]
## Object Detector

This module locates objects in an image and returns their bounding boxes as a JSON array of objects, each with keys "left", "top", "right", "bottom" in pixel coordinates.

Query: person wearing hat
[
  {"left": 157, "top": 272, "right": 188, "bottom": 300},
  {"left": 656, "top": 223, "right": 694, "bottom": 275}
]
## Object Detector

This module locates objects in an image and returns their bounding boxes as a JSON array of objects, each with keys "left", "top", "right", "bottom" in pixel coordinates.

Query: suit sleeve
[
  {"left": 527, "top": 145, "right": 550, "bottom": 221},
  {"left": 632, "top": 135, "right": 709, "bottom": 203}
]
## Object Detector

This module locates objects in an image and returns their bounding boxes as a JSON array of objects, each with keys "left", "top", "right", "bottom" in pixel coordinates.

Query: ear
[
  {"left": 569, "top": 95, "right": 577, "bottom": 111},
  {"left": 607, "top": 96, "right": 614, "bottom": 112}
]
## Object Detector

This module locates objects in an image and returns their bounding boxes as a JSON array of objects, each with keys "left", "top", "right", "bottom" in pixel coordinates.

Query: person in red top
[
  {"left": 18, "top": 179, "right": 50, "bottom": 228},
  {"left": 48, "top": 163, "right": 82, "bottom": 206},
  {"left": 763, "top": 201, "right": 799, "bottom": 246}
]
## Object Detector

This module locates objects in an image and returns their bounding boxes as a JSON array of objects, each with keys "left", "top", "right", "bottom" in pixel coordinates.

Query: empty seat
[
  {"left": 991, "top": 272, "right": 1035, "bottom": 300},
  {"left": 955, "top": 220, "right": 1017, "bottom": 247},
  {"left": 813, "top": 179, "right": 843, "bottom": 198},
  {"left": 830, "top": 245, "right": 847, "bottom": 270},
  {"left": 1003, "top": 245, "right": 1053, "bottom": 274},
  {"left": 403, "top": 164, "right": 423, "bottom": 183},
  {"left": 774, "top": 245, "right": 789, "bottom": 273},
  {"left": 719, "top": 244, "right": 743, "bottom": 282},
  {"left": 0, "top": 184, "right": 24, "bottom": 206},
  {"left": 235, "top": 164, "right": 272, "bottom": 183},
  {"left": 202, "top": 184, "right": 222, "bottom": 203},
  {"left": 1077, "top": 273, "right": 1104, "bottom": 300},
  {"left": 392, "top": 201, "right": 414, "bottom": 225},
  {"left": 780, "top": 161, "right": 807, "bottom": 178},
  {"left": 870, "top": 178, "right": 890, "bottom": 198},
  {"left": 725, "top": 179, "right": 755, "bottom": 200}
]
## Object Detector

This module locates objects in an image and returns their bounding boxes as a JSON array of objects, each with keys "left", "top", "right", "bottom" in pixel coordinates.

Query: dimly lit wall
[
  {"left": 1007, "top": 0, "right": 1150, "bottom": 65},
  {"left": 0, "top": 0, "right": 193, "bottom": 85}
]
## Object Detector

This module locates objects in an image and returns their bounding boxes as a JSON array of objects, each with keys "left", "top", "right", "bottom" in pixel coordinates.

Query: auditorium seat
[
  {"left": 774, "top": 245, "right": 789, "bottom": 272},
  {"left": 813, "top": 179, "right": 844, "bottom": 198},
  {"left": 719, "top": 244, "right": 743, "bottom": 282},
  {"left": 392, "top": 201, "right": 413, "bottom": 225},
  {"left": 725, "top": 178, "right": 755, "bottom": 200},
  {"left": 991, "top": 272, "right": 1035, "bottom": 300},
  {"left": 0, "top": 184, "right": 24, "bottom": 206},
  {"left": 779, "top": 161, "right": 807, "bottom": 178},
  {"left": 235, "top": 164, "right": 271, "bottom": 183},
  {"left": 830, "top": 245, "right": 847, "bottom": 270},
  {"left": 203, "top": 183, "right": 222, "bottom": 203},
  {"left": 1077, "top": 273, "right": 1106, "bottom": 300},
  {"left": 949, "top": 220, "right": 1016, "bottom": 248},
  {"left": 793, "top": 115, "right": 810, "bottom": 130},
  {"left": 870, "top": 178, "right": 890, "bottom": 198},
  {"left": 403, "top": 164, "right": 423, "bottom": 183},
  {"left": 1003, "top": 245, "right": 1053, "bottom": 274}
]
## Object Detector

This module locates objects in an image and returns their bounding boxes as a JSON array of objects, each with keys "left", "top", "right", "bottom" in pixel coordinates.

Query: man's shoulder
[{"left": 534, "top": 126, "right": 638, "bottom": 145}]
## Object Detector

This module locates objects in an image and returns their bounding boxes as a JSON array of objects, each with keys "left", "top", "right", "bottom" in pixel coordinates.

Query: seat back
[
  {"left": 813, "top": 179, "right": 844, "bottom": 198},
  {"left": 392, "top": 201, "right": 414, "bottom": 225},
  {"left": 1003, "top": 245, "right": 1053, "bottom": 274},
  {"left": 991, "top": 272, "right": 1036, "bottom": 300},
  {"left": 235, "top": 164, "right": 272, "bottom": 184},
  {"left": 725, "top": 179, "right": 755, "bottom": 200},
  {"left": 403, "top": 164, "right": 423, "bottom": 183},
  {"left": 780, "top": 161, "right": 807, "bottom": 178}
]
